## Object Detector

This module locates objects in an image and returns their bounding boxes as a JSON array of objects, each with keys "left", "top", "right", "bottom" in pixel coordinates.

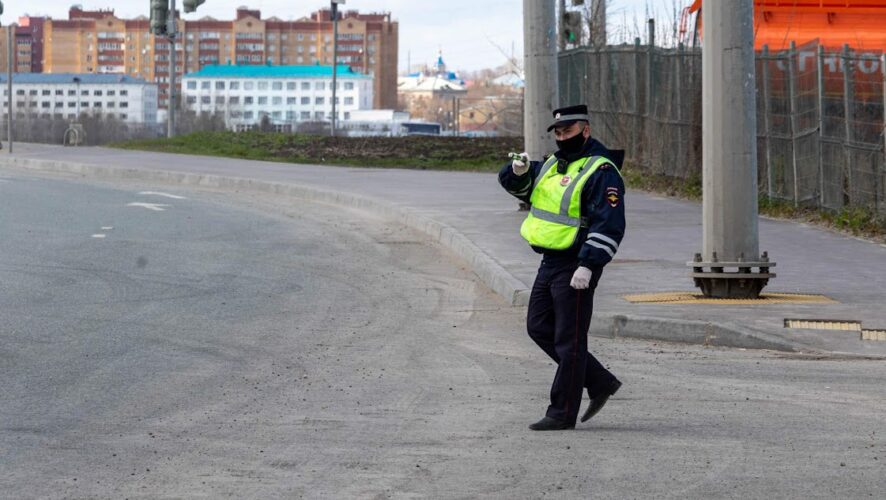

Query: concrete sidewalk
[{"left": 3, "top": 143, "right": 885, "bottom": 357}]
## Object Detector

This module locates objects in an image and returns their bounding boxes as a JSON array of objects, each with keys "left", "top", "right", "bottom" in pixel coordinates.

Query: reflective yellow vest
[{"left": 520, "top": 154, "right": 621, "bottom": 250}]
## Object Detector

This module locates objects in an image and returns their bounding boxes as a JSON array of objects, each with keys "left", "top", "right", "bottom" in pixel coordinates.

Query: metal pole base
[{"left": 688, "top": 251, "right": 776, "bottom": 299}]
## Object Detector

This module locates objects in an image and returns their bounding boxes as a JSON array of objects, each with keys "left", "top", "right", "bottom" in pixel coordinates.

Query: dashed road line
[
  {"left": 127, "top": 202, "right": 171, "bottom": 211},
  {"left": 92, "top": 234, "right": 106, "bottom": 239},
  {"left": 138, "top": 191, "right": 187, "bottom": 200}
]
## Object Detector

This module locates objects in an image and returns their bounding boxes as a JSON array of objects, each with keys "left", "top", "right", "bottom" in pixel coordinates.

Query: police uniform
[{"left": 499, "top": 105, "right": 624, "bottom": 429}]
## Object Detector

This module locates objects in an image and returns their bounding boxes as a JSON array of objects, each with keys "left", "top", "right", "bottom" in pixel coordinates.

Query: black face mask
[{"left": 556, "top": 132, "right": 587, "bottom": 157}]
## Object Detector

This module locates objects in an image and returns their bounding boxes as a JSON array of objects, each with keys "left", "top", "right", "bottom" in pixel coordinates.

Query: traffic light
[
  {"left": 183, "top": 0, "right": 205, "bottom": 14},
  {"left": 150, "top": 0, "right": 168, "bottom": 36},
  {"left": 561, "top": 11, "right": 582, "bottom": 45}
]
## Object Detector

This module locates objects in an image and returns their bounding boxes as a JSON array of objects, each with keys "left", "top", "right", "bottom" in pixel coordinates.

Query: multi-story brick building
[
  {"left": 29, "top": 6, "right": 397, "bottom": 111},
  {"left": 0, "top": 17, "right": 46, "bottom": 74}
]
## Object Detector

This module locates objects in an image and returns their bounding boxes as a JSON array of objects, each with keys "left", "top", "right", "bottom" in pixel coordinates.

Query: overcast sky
[{"left": 7, "top": 0, "right": 678, "bottom": 72}]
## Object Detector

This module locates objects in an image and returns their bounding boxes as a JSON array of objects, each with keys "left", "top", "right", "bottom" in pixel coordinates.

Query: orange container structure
[{"left": 689, "top": 0, "right": 886, "bottom": 51}]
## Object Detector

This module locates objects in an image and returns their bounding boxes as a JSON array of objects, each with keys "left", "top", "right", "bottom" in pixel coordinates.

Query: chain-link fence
[{"left": 560, "top": 40, "right": 886, "bottom": 215}]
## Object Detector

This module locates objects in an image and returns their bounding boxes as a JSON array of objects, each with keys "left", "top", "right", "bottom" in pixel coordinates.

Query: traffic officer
[{"left": 499, "top": 104, "right": 624, "bottom": 431}]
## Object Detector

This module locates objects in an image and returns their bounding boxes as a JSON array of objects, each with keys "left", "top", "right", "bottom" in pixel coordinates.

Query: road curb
[{"left": 1, "top": 154, "right": 805, "bottom": 353}]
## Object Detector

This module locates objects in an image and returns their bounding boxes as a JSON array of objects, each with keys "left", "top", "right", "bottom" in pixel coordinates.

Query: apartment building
[
  {"left": 0, "top": 17, "right": 46, "bottom": 74},
  {"left": 30, "top": 6, "right": 397, "bottom": 110},
  {"left": 1, "top": 73, "right": 158, "bottom": 124},
  {"left": 181, "top": 64, "right": 372, "bottom": 130}
]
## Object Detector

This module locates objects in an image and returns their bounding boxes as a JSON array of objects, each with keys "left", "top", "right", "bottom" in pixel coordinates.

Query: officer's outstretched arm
[{"left": 498, "top": 160, "right": 541, "bottom": 204}]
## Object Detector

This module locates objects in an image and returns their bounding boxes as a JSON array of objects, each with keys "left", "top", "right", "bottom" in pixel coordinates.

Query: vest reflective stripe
[
  {"left": 520, "top": 155, "right": 620, "bottom": 251},
  {"left": 529, "top": 206, "right": 587, "bottom": 227}
]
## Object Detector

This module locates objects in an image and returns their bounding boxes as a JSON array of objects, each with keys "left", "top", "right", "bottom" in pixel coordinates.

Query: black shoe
[
  {"left": 581, "top": 380, "right": 622, "bottom": 423},
  {"left": 528, "top": 416, "right": 575, "bottom": 431}
]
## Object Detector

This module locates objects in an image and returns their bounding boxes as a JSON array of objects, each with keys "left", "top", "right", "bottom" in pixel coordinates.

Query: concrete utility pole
[
  {"left": 167, "top": 0, "right": 177, "bottom": 138},
  {"left": 690, "top": 0, "right": 775, "bottom": 298},
  {"left": 589, "top": 0, "right": 606, "bottom": 48},
  {"left": 6, "top": 22, "right": 13, "bottom": 153},
  {"left": 523, "top": 0, "right": 558, "bottom": 162},
  {"left": 331, "top": 0, "right": 345, "bottom": 137}
]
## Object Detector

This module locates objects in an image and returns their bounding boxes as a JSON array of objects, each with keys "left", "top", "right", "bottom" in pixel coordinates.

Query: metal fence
[{"left": 560, "top": 40, "right": 886, "bottom": 214}]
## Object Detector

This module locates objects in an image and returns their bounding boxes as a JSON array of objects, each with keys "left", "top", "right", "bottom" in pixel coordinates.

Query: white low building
[
  {"left": 1, "top": 73, "right": 159, "bottom": 124},
  {"left": 181, "top": 64, "right": 373, "bottom": 131}
]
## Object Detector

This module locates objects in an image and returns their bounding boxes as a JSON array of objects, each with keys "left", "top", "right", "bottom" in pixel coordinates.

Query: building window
[
  {"left": 244, "top": 111, "right": 254, "bottom": 120},
  {"left": 272, "top": 111, "right": 281, "bottom": 119},
  {"left": 315, "top": 97, "right": 324, "bottom": 105},
  {"left": 16, "top": 89, "right": 24, "bottom": 95},
  {"left": 94, "top": 102, "right": 102, "bottom": 108},
  {"left": 216, "top": 81, "right": 225, "bottom": 90},
  {"left": 315, "top": 82, "right": 325, "bottom": 90},
  {"left": 29, "top": 89, "right": 38, "bottom": 96},
  {"left": 286, "top": 111, "right": 295, "bottom": 120},
  {"left": 297, "top": 33, "right": 304, "bottom": 41},
  {"left": 119, "top": 114, "right": 127, "bottom": 120},
  {"left": 301, "top": 97, "right": 309, "bottom": 105},
  {"left": 272, "top": 81, "right": 283, "bottom": 91},
  {"left": 300, "top": 111, "right": 310, "bottom": 120},
  {"left": 187, "top": 81, "right": 197, "bottom": 90},
  {"left": 120, "top": 102, "right": 128, "bottom": 108},
  {"left": 201, "top": 96, "right": 211, "bottom": 104},
  {"left": 229, "top": 81, "right": 240, "bottom": 90},
  {"left": 82, "top": 90, "right": 89, "bottom": 96},
  {"left": 229, "top": 96, "right": 240, "bottom": 104},
  {"left": 296, "top": 56, "right": 304, "bottom": 64},
  {"left": 81, "top": 102, "right": 89, "bottom": 108},
  {"left": 186, "top": 96, "right": 197, "bottom": 104},
  {"left": 344, "top": 111, "right": 350, "bottom": 120},
  {"left": 258, "top": 96, "right": 268, "bottom": 105},
  {"left": 244, "top": 82, "right": 254, "bottom": 90},
  {"left": 42, "top": 90, "right": 51, "bottom": 96},
  {"left": 287, "top": 97, "right": 297, "bottom": 105},
  {"left": 55, "top": 101, "right": 63, "bottom": 108},
  {"left": 120, "top": 90, "right": 128, "bottom": 96},
  {"left": 286, "top": 82, "right": 296, "bottom": 91},
  {"left": 108, "top": 90, "right": 116, "bottom": 96},
  {"left": 315, "top": 111, "right": 324, "bottom": 120},
  {"left": 67, "top": 102, "right": 76, "bottom": 108},
  {"left": 344, "top": 97, "right": 354, "bottom": 105},
  {"left": 244, "top": 96, "right": 254, "bottom": 105},
  {"left": 301, "top": 82, "right": 310, "bottom": 90},
  {"left": 344, "top": 82, "right": 354, "bottom": 90},
  {"left": 41, "top": 102, "right": 51, "bottom": 108},
  {"left": 272, "top": 96, "right": 282, "bottom": 105},
  {"left": 215, "top": 96, "right": 224, "bottom": 105},
  {"left": 201, "top": 81, "right": 210, "bottom": 90},
  {"left": 258, "top": 82, "right": 269, "bottom": 90}
]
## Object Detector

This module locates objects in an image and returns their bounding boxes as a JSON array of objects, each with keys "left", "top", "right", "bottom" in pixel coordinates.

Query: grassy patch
[{"left": 112, "top": 131, "right": 520, "bottom": 172}]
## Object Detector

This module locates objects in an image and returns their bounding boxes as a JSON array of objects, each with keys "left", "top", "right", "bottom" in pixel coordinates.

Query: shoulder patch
[{"left": 606, "top": 186, "right": 620, "bottom": 207}]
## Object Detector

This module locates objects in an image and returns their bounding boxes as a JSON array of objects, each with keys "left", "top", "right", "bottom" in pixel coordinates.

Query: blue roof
[
  {"left": 184, "top": 64, "right": 371, "bottom": 79},
  {"left": 0, "top": 73, "right": 149, "bottom": 85}
]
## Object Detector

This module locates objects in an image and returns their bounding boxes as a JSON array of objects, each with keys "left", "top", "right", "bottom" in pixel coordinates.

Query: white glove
[
  {"left": 511, "top": 152, "right": 530, "bottom": 175},
  {"left": 570, "top": 266, "right": 593, "bottom": 290}
]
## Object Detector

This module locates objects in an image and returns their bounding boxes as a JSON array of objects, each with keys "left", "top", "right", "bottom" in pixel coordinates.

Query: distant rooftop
[
  {"left": 0, "top": 73, "right": 150, "bottom": 85},
  {"left": 184, "top": 64, "right": 371, "bottom": 79}
]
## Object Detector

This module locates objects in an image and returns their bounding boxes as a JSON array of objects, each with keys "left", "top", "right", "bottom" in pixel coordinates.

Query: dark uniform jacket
[{"left": 499, "top": 137, "right": 626, "bottom": 270}]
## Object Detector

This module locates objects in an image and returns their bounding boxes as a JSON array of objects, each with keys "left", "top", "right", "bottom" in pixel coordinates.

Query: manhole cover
[{"left": 622, "top": 292, "right": 835, "bottom": 305}]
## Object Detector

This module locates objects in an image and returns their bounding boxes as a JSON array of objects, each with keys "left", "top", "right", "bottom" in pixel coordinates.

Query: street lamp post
[
  {"left": 6, "top": 21, "right": 14, "bottom": 153},
  {"left": 330, "top": 0, "right": 345, "bottom": 137}
]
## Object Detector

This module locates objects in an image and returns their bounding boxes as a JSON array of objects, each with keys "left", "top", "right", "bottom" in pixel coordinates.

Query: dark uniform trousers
[{"left": 527, "top": 257, "right": 618, "bottom": 424}]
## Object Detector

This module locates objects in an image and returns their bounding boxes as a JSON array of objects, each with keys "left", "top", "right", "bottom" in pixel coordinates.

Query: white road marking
[
  {"left": 92, "top": 234, "right": 106, "bottom": 239},
  {"left": 127, "top": 202, "right": 171, "bottom": 211},
  {"left": 138, "top": 191, "right": 187, "bottom": 200},
  {"left": 101, "top": 226, "right": 113, "bottom": 230}
]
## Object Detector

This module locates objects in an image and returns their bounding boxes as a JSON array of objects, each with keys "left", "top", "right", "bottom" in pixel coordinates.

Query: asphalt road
[{"left": 1, "top": 172, "right": 884, "bottom": 499}]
